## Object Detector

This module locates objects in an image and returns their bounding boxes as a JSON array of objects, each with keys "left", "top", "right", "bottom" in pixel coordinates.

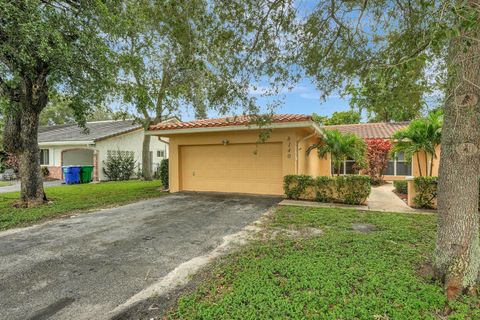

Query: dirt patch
[
  {"left": 351, "top": 223, "right": 377, "bottom": 233},
  {"left": 417, "top": 262, "right": 435, "bottom": 280},
  {"left": 393, "top": 190, "right": 408, "bottom": 204},
  {"left": 266, "top": 227, "right": 323, "bottom": 239}
]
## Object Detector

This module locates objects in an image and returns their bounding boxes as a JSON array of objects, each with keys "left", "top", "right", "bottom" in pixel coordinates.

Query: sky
[{"left": 179, "top": 79, "right": 353, "bottom": 121}]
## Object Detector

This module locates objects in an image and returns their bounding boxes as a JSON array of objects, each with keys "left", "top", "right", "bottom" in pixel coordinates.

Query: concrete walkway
[
  {"left": 0, "top": 180, "right": 63, "bottom": 193},
  {"left": 367, "top": 183, "right": 415, "bottom": 213}
]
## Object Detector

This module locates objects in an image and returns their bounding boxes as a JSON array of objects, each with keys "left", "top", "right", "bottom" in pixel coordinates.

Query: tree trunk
[
  {"left": 19, "top": 110, "right": 45, "bottom": 205},
  {"left": 425, "top": 151, "right": 429, "bottom": 176},
  {"left": 142, "top": 132, "right": 152, "bottom": 180},
  {"left": 429, "top": 152, "right": 435, "bottom": 177},
  {"left": 416, "top": 152, "right": 423, "bottom": 176},
  {"left": 3, "top": 74, "right": 48, "bottom": 206},
  {"left": 434, "top": 1, "right": 480, "bottom": 299}
]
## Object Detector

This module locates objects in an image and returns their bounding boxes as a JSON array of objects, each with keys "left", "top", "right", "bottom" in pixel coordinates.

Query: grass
[
  {"left": 167, "top": 206, "right": 480, "bottom": 320},
  {"left": 0, "top": 181, "right": 15, "bottom": 187},
  {"left": 0, "top": 180, "right": 164, "bottom": 230}
]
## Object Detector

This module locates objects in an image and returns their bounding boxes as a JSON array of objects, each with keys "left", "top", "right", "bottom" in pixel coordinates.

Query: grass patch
[
  {"left": 0, "top": 180, "right": 164, "bottom": 230},
  {"left": 0, "top": 181, "right": 15, "bottom": 187},
  {"left": 167, "top": 206, "right": 480, "bottom": 319}
]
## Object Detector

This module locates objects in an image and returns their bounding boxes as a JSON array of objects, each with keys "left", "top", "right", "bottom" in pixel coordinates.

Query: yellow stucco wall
[
  {"left": 296, "top": 135, "right": 331, "bottom": 177},
  {"left": 161, "top": 128, "right": 325, "bottom": 194},
  {"left": 412, "top": 145, "right": 441, "bottom": 177}
]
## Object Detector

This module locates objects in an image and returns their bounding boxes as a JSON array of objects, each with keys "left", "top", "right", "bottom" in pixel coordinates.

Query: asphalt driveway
[
  {"left": 0, "top": 192, "right": 280, "bottom": 320},
  {"left": 0, "top": 180, "right": 63, "bottom": 193}
]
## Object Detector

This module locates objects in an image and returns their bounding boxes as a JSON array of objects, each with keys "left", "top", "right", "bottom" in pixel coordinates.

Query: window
[
  {"left": 331, "top": 158, "right": 359, "bottom": 175},
  {"left": 40, "top": 149, "right": 49, "bottom": 165},
  {"left": 383, "top": 152, "right": 412, "bottom": 176},
  {"left": 157, "top": 150, "right": 165, "bottom": 158}
]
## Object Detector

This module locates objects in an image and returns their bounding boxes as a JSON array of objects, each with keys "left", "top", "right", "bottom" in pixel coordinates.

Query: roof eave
[
  {"left": 38, "top": 141, "right": 95, "bottom": 147},
  {"left": 147, "top": 121, "right": 319, "bottom": 136}
]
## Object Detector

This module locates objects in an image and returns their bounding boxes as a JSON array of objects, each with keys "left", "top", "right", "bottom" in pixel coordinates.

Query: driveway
[
  {"left": 0, "top": 192, "right": 280, "bottom": 320},
  {"left": 0, "top": 180, "right": 63, "bottom": 193}
]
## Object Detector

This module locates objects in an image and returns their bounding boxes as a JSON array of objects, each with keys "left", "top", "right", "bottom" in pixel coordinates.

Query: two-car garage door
[{"left": 180, "top": 143, "right": 283, "bottom": 195}]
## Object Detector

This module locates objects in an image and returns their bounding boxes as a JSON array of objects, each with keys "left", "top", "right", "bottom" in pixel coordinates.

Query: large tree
[
  {"left": 0, "top": 1, "right": 115, "bottom": 206},
  {"left": 39, "top": 93, "right": 126, "bottom": 126},
  {"left": 113, "top": 0, "right": 297, "bottom": 180},
  {"left": 346, "top": 61, "right": 430, "bottom": 122},
  {"left": 299, "top": 0, "right": 480, "bottom": 300}
]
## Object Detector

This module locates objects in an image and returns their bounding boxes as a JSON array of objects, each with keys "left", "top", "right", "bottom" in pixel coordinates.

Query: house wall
[
  {"left": 412, "top": 145, "right": 441, "bottom": 177},
  {"left": 40, "top": 130, "right": 169, "bottom": 181},
  {"left": 95, "top": 129, "right": 168, "bottom": 180},
  {"left": 40, "top": 144, "right": 95, "bottom": 180},
  {"left": 297, "top": 135, "right": 331, "bottom": 177},
  {"left": 163, "top": 128, "right": 322, "bottom": 193}
]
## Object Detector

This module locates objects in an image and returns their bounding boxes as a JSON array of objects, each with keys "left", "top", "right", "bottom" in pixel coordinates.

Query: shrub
[
  {"left": 284, "top": 175, "right": 371, "bottom": 205},
  {"left": 5, "top": 153, "right": 19, "bottom": 173},
  {"left": 159, "top": 158, "right": 169, "bottom": 189},
  {"left": 394, "top": 181, "right": 408, "bottom": 194},
  {"left": 364, "top": 139, "right": 392, "bottom": 185},
  {"left": 413, "top": 177, "right": 437, "bottom": 209},
  {"left": 103, "top": 151, "right": 136, "bottom": 181},
  {"left": 41, "top": 167, "right": 50, "bottom": 177}
]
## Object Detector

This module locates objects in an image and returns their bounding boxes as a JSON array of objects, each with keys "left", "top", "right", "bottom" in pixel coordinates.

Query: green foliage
[
  {"left": 284, "top": 175, "right": 371, "bottom": 205},
  {"left": 159, "top": 159, "right": 169, "bottom": 189},
  {"left": 0, "top": 0, "right": 116, "bottom": 128},
  {"left": 166, "top": 207, "right": 479, "bottom": 319},
  {"left": 312, "top": 110, "right": 361, "bottom": 125},
  {"left": 103, "top": 152, "right": 137, "bottom": 181},
  {"left": 308, "top": 129, "right": 366, "bottom": 175},
  {"left": 0, "top": 180, "right": 164, "bottom": 230},
  {"left": 40, "top": 93, "right": 127, "bottom": 126},
  {"left": 113, "top": 0, "right": 297, "bottom": 126},
  {"left": 413, "top": 177, "right": 438, "bottom": 209},
  {"left": 392, "top": 110, "right": 443, "bottom": 177},
  {"left": 346, "top": 61, "right": 431, "bottom": 122},
  {"left": 41, "top": 167, "right": 49, "bottom": 178},
  {"left": 297, "top": 1, "right": 463, "bottom": 122},
  {"left": 394, "top": 181, "right": 408, "bottom": 194}
]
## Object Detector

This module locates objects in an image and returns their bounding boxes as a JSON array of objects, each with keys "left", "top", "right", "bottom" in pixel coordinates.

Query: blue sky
[{"left": 180, "top": 80, "right": 352, "bottom": 121}]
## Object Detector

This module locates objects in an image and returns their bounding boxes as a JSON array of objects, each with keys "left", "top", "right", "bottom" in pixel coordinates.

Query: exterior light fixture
[{"left": 222, "top": 139, "right": 229, "bottom": 145}]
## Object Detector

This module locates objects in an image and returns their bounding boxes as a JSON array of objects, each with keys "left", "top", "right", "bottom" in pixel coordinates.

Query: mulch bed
[{"left": 393, "top": 190, "right": 408, "bottom": 203}]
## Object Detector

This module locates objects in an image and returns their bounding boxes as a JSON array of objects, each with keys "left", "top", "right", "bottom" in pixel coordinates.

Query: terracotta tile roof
[
  {"left": 323, "top": 122, "right": 409, "bottom": 139},
  {"left": 149, "top": 114, "right": 312, "bottom": 131}
]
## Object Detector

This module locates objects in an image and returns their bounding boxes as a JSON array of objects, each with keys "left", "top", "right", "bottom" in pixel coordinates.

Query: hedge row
[
  {"left": 393, "top": 180, "right": 408, "bottom": 194},
  {"left": 412, "top": 177, "right": 480, "bottom": 209},
  {"left": 284, "top": 175, "right": 371, "bottom": 205}
]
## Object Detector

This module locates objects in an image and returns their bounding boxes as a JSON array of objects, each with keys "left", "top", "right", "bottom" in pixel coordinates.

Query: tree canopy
[
  {"left": 312, "top": 110, "right": 361, "bottom": 125},
  {"left": 0, "top": 0, "right": 117, "bottom": 204}
]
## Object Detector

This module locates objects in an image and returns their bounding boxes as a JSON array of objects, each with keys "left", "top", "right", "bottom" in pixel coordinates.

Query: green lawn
[
  {"left": 167, "top": 206, "right": 480, "bottom": 320},
  {"left": 0, "top": 180, "right": 164, "bottom": 230},
  {"left": 0, "top": 181, "right": 15, "bottom": 187}
]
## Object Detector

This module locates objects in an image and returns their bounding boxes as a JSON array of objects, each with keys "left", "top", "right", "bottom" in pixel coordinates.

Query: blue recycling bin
[{"left": 63, "top": 166, "right": 81, "bottom": 184}]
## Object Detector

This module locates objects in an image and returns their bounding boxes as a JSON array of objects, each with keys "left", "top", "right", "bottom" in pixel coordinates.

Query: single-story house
[
  {"left": 38, "top": 120, "right": 171, "bottom": 181},
  {"left": 147, "top": 114, "right": 440, "bottom": 196}
]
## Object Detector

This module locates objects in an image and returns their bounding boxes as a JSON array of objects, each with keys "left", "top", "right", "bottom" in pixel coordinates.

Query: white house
[{"left": 38, "top": 120, "right": 172, "bottom": 181}]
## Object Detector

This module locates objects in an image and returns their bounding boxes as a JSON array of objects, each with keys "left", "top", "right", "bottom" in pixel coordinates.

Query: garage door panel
[{"left": 180, "top": 143, "right": 283, "bottom": 195}]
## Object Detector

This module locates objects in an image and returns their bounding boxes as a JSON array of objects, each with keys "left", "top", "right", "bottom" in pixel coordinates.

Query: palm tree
[
  {"left": 392, "top": 110, "right": 443, "bottom": 176},
  {"left": 308, "top": 129, "right": 366, "bottom": 176}
]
